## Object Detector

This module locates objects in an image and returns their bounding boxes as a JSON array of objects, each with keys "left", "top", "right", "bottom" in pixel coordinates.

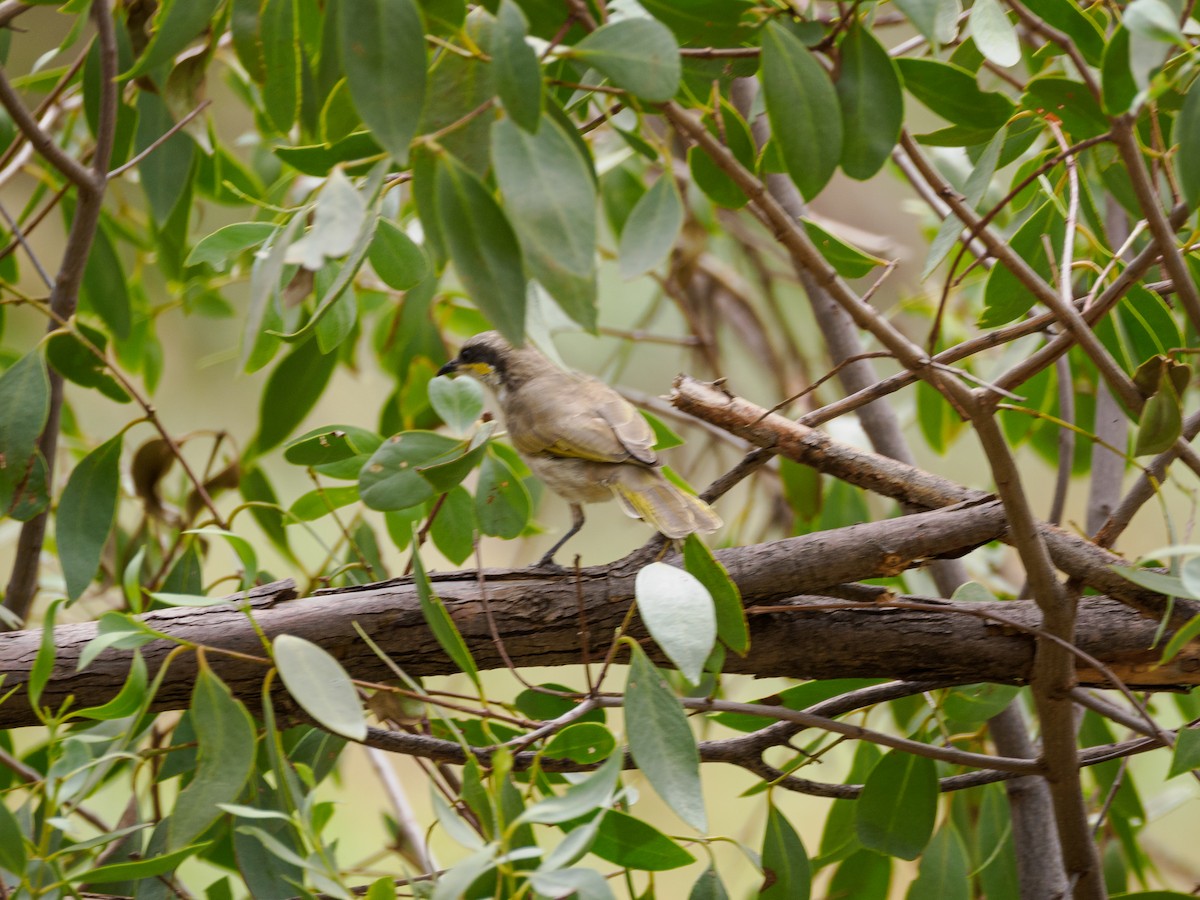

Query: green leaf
[
  {"left": 431, "top": 484, "right": 476, "bottom": 565},
  {"left": 1167, "top": 726, "right": 1200, "bottom": 778},
  {"left": 1023, "top": 0, "right": 1105, "bottom": 66},
  {"left": 688, "top": 865, "right": 731, "bottom": 900},
  {"left": 625, "top": 642, "right": 706, "bottom": 832},
  {"left": 1102, "top": 26, "right": 1138, "bottom": 115},
  {"left": 168, "top": 666, "right": 256, "bottom": 849},
  {"left": 635, "top": 561, "right": 716, "bottom": 684},
  {"left": 368, "top": 218, "right": 430, "bottom": 291},
  {"left": 475, "top": 449, "right": 531, "bottom": 538},
  {"left": 1023, "top": 77, "right": 1108, "bottom": 139},
  {"left": 906, "top": 822, "right": 970, "bottom": 900},
  {"left": 46, "top": 321, "right": 130, "bottom": 403},
  {"left": 980, "top": 201, "right": 1062, "bottom": 327},
  {"left": 591, "top": 808, "right": 696, "bottom": 870},
  {"left": 436, "top": 153, "right": 528, "bottom": 344},
  {"left": 250, "top": 338, "right": 340, "bottom": 456},
  {"left": 428, "top": 375, "right": 485, "bottom": 433},
  {"left": 683, "top": 534, "right": 748, "bottom": 654},
  {"left": 688, "top": 102, "right": 756, "bottom": 209},
  {"left": 288, "top": 485, "right": 360, "bottom": 521},
  {"left": 341, "top": 0, "right": 427, "bottom": 163},
  {"left": 895, "top": 58, "right": 1015, "bottom": 130},
  {"left": 1161, "top": 613, "right": 1200, "bottom": 664},
  {"left": 123, "top": 0, "right": 222, "bottom": 78},
  {"left": 28, "top": 599, "right": 61, "bottom": 710},
  {"left": 544, "top": 722, "right": 616, "bottom": 764},
  {"left": 802, "top": 219, "right": 885, "bottom": 278},
  {"left": 761, "top": 21, "right": 842, "bottom": 201},
  {"left": 1135, "top": 384, "right": 1182, "bottom": 456},
  {"left": 412, "top": 546, "right": 480, "bottom": 686},
  {"left": 518, "top": 745, "right": 622, "bottom": 824},
  {"left": 1177, "top": 75, "right": 1200, "bottom": 209},
  {"left": 80, "top": 222, "right": 131, "bottom": 339},
  {"left": 74, "top": 650, "right": 149, "bottom": 720},
  {"left": 492, "top": 115, "right": 598, "bottom": 330},
  {"left": 58, "top": 432, "right": 123, "bottom": 601},
  {"left": 274, "top": 634, "right": 368, "bottom": 740},
  {"left": 856, "top": 749, "right": 938, "bottom": 859},
  {"left": 261, "top": 0, "right": 300, "bottom": 133},
  {"left": 231, "top": 0, "right": 264, "bottom": 80},
  {"left": 941, "top": 683, "right": 1020, "bottom": 728},
  {"left": 359, "top": 431, "right": 463, "bottom": 510},
  {"left": 494, "top": 0, "right": 542, "bottom": 132},
  {"left": 968, "top": 0, "right": 1020, "bottom": 67},
  {"left": 274, "top": 131, "right": 385, "bottom": 176},
  {"left": 618, "top": 174, "right": 683, "bottom": 280},
  {"left": 836, "top": 21, "right": 904, "bottom": 180},
  {"left": 187, "top": 222, "right": 277, "bottom": 271},
  {"left": 761, "top": 803, "right": 811, "bottom": 900},
  {"left": 1112, "top": 565, "right": 1196, "bottom": 600},
  {"left": 284, "top": 425, "right": 375, "bottom": 467},
  {"left": 0, "top": 350, "right": 49, "bottom": 513},
  {"left": 0, "top": 798, "right": 26, "bottom": 874},
  {"left": 71, "top": 841, "right": 211, "bottom": 883},
  {"left": 571, "top": 17, "right": 681, "bottom": 102},
  {"left": 828, "top": 849, "right": 891, "bottom": 899}
]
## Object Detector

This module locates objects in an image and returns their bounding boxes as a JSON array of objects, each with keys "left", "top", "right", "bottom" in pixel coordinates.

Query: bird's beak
[{"left": 437, "top": 358, "right": 460, "bottom": 377}]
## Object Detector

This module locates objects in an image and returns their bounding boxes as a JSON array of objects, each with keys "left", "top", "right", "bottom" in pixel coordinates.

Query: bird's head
[
  {"left": 437, "top": 331, "right": 511, "bottom": 388},
  {"left": 438, "top": 331, "right": 541, "bottom": 392}
]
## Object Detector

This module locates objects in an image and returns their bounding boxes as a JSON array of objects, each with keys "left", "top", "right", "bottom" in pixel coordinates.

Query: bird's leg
[{"left": 535, "top": 503, "right": 586, "bottom": 569}]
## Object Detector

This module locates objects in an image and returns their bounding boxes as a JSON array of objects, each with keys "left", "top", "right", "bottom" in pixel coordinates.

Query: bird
[{"left": 437, "top": 332, "right": 722, "bottom": 567}]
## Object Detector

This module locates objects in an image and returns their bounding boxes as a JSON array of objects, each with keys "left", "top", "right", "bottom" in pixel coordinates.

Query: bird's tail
[{"left": 611, "top": 466, "right": 722, "bottom": 539}]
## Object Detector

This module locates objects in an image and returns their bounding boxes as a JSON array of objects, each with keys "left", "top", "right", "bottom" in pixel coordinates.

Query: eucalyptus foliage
[{"left": 3, "top": 0, "right": 1200, "bottom": 897}]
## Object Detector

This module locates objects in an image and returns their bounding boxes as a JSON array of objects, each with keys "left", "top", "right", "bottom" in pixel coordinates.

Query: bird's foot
[{"left": 532, "top": 554, "right": 566, "bottom": 573}]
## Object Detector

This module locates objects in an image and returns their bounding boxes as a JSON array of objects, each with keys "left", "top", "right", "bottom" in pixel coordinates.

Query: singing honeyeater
[{"left": 437, "top": 332, "right": 721, "bottom": 566}]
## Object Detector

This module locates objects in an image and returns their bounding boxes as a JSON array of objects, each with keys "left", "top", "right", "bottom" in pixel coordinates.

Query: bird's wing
[{"left": 506, "top": 374, "right": 658, "bottom": 466}]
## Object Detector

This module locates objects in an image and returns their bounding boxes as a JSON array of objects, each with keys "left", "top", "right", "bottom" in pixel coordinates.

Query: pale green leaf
[
  {"left": 492, "top": 116, "right": 598, "bottom": 330},
  {"left": 618, "top": 174, "right": 682, "bottom": 280},
  {"left": 968, "top": 0, "right": 1020, "bottom": 67},
  {"left": 274, "top": 634, "right": 368, "bottom": 740},
  {"left": 341, "top": 0, "right": 427, "bottom": 163},
  {"left": 494, "top": 0, "right": 542, "bottom": 132},
  {"left": 635, "top": 561, "right": 716, "bottom": 684},
  {"left": 625, "top": 642, "right": 706, "bottom": 831}
]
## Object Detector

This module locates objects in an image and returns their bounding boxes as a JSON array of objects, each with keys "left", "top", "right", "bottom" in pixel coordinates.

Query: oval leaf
[
  {"left": 761, "top": 803, "right": 811, "bottom": 900},
  {"left": 474, "top": 450, "right": 531, "bottom": 538},
  {"left": 341, "top": 0, "right": 427, "bottom": 163},
  {"left": 0, "top": 350, "right": 49, "bottom": 514},
  {"left": 494, "top": 0, "right": 543, "bottom": 132},
  {"left": 591, "top": 808, "right": 696, "bottom": 871},
  {"left": 58, "top": 433, "right": 124, "bottom": 601},
  {"left": 635, "top": 561, "right": 716, "bottom": 683},
  {"left": 968, "top": 0, "right": 1020, "bottom": 68},
  {"left": 167, "top": 666, "right": 256, "bottom": 849},
  {"left": 1177, "top": 74, "right": 1200, "bottom": 209},
  {"left": 761, "top": 21, "right": 842, "bottom": 201},
  {"left": 572, "top": 18, "right": 681, "bottom": 102},
  {"left": 359, "top": 431, "right": 463, "bottom": 510},
  {"left": 368, "top": 218, "right": 430, "bottom": 291},
  {"left": 836, "top": 21, "right": 904, "bottom": 180},
  {"left": 274, "top": 633, "right": 368, "bottom": 740},
  {"left": 492, "top": 115, "right": 598, "bottom": 330},
  {"left": 428, "top": 375, "right": 485, "bottom": 433},
  {"left": 625, "top": 642, "right": 707, "bottom": 832},
  {"left": 856, "top": 748, "right": 938, "bottom": 860},
  {"left": 618, "top": 174, "right": 683, "bottom": 280},
  {"left": 436, "top": 153, "right": 528, "bottom": 344},
  {"left": 186, "top": 222, "right": 277, "bottom": 271}
]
